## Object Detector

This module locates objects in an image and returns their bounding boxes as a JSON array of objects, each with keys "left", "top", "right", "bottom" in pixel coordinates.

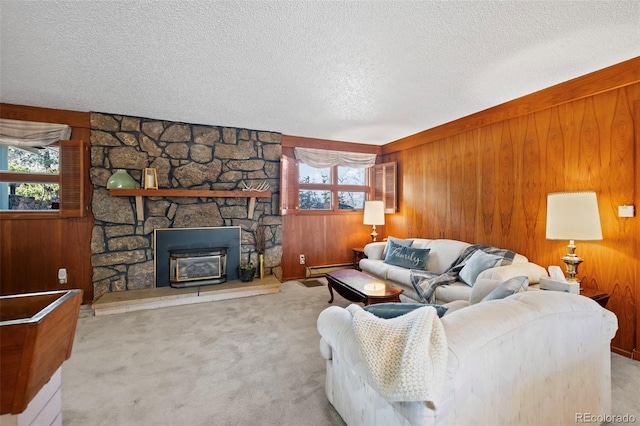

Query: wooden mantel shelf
[
  {"left": 109, "top": 189, "right": 272, "bottom": 198},
  {"left": 109, "top": 188, "right": 272, "bottom": 221}
]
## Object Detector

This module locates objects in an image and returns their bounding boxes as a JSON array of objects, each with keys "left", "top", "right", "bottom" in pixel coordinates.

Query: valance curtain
[
  {"left": 294, "top": 147, "right": 376, "bottom": 169},
  {"left": 0, "top": 118, "right": 71, "bottom": 147}
]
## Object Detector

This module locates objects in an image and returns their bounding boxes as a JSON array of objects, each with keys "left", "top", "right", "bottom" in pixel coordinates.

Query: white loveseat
[
  {"left": 359, "top": 238, "right": 547, "bottom": 304},
  {"left": 317, "top": 290, "right": 618, "bottom": 426}
]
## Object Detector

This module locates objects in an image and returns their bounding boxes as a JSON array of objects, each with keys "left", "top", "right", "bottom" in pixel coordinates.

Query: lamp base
[
  {"left": 561, "top": 240, "right": 583, "bottom": 282},
  {"left": 370, "top": 225, "right": 378, "bottom": 242}
]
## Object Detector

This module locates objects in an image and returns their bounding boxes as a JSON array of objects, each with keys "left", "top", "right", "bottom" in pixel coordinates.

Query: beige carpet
[
  {"left": 62, "top": 280, "right": 348, "bottom": 426},
  {"left": 62, "top": 280, "right": 639, "bottom": 425}
]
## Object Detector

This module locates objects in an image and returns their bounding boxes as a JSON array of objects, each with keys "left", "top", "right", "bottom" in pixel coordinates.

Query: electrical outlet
[
  {"left": 58, "top": 268, "right": 67, "bottom": 284},
  {"left": 299, "top": 254, "right": 305, "bottom": 265}
]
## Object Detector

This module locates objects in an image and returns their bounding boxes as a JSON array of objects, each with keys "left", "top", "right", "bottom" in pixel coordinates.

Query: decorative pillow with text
[
  {"left": 381, "top": 236, "right": 414, "bottom": 258},
  {"left": 383, "top": 240, "right": 430, "bottom": 270}
]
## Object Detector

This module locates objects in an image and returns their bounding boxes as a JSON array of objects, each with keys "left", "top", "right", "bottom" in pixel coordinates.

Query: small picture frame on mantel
[{"left": 143, "top": 168, "right": 158, "bottom": 189}]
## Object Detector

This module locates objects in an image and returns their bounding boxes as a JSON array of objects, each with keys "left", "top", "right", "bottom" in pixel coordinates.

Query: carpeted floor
[
  {"left": 62, "top": 280, "right": 348, "bottom": 426},
  {"left": 62, "top": 279, "right": 639, "bottom": 426}
]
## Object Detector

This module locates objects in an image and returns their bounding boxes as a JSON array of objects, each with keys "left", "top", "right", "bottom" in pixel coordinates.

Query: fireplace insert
[{"left": 169, "top": 247, "right": 227, "bottom": 288}]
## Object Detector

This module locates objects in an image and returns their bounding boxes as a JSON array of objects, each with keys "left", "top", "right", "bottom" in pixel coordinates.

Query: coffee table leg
[{"left": 328, "top": 281, "right": 334, "bottom": 304}]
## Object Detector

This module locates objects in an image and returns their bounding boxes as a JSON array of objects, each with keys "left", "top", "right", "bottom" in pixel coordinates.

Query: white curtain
[
  {"left": 294, "top": 147, "right": 376, "bottom": 169},
  {"left": 0, "top": 118, "right": 71, "bottom": 147}
]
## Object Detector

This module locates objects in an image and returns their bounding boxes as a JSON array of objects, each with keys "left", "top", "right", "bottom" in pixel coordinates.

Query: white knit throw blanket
[{"left": 346, "top": 304, "right": 448, "bottom": 404}]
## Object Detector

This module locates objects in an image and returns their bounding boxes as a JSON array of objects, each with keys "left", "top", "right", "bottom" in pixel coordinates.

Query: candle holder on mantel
[{"left": 143, "top": 168, "right": 158, "bottom": 189}]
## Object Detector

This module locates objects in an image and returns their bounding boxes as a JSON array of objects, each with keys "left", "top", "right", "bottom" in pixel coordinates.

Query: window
[
  {"left": 0, "top": 140, "right": 88, "bottom": 217},
  {"left": 371, "top": 161, "right": 397, "bottom": 213},
  {"left": 279, "top": 147, "right": 396, "bottom": 216},
  {"left": 0, "top": 145, "right": 60, "bottom": 210},
  {"left": 298, "top": 163, "right": 367, "bottom": 211}
]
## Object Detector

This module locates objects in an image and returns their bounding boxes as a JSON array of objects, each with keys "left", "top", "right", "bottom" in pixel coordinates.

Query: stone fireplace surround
[{"left": 89, "top": 113, "right": 282, "bottom": 301}]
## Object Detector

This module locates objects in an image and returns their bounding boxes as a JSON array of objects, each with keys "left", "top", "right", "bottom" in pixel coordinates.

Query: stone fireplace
[{"left": 89, "top": 113, "right": 282, "bottom": 301}]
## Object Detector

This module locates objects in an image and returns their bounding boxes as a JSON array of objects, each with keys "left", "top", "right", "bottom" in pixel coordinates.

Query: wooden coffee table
[{"left": 326, "top": 269, "right": 403, "bottom": 306}]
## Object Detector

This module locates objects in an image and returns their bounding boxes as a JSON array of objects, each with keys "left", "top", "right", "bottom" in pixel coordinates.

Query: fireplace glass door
[{"left": 169, "top": 248, "right": 227, "bottom": 288}]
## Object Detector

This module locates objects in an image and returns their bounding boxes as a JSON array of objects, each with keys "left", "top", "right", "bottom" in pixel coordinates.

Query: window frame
[
  {"left": 295, "top": 160, "right": 370, "bottom": 214},
  {"left": 280, "top": 151, "right": 397, "bottom": 217},
  {"left": 0, "top": 103, "right": 91, "bottom": 220},
  {"left": 0, "top": 140, "right": 88, "bottom": 219}
]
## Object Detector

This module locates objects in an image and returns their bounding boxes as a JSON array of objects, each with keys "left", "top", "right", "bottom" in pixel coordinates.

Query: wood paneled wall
[
  {"left": 282, "top": 213, "right": 381, "bottom": 279},
  {"left": 281, "top": 138, "right": 382, "bottom": 279},
  {"left": 381, "top": 61, "right": 639, "bottom": 356},
  {"left": 0, "top": 104, "right": 94, "bottom": 303}
]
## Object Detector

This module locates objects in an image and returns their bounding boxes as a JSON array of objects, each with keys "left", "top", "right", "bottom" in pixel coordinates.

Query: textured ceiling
[{"left": 1, "top": 1, "right": 639, "bottom": 145}]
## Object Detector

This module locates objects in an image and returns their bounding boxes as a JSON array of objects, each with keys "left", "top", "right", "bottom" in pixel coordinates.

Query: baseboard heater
[{"left": 305, "top": 263, "right": 354, "bottom": 279}]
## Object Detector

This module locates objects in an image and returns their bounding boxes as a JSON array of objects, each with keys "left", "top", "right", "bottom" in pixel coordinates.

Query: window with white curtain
[
  {"left": 290, "top": 147, "right": 376, "bottom": 212},
  {"left": 0, "top": 119, "right": 71, "bottom": 211}
]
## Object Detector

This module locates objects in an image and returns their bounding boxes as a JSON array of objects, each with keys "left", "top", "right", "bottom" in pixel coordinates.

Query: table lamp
[
  {"left": 363, "top": 201, "right": 385, "bottom": 242},
  {"left": 545, "top": 191, "right": 603, "bottom": 282}
]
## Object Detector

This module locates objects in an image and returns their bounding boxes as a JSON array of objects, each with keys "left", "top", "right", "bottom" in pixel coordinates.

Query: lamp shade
[
  {"left": 363, "top": 201, "right": 385, "bottom": 225},
  {"left": 546, "top": 191, "right": 603, "bottom": 241}
]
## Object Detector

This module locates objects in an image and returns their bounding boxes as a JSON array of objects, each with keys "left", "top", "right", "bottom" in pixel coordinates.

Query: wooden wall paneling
[
  {"left": 434, "top": 140, "right": 449, "bottom": 238},
  {"left": 518, "top": 114, "right": 544, "bottom": 261},
  {"left": 447, "top": 134, "right": 464, "bottom": 242},
  {"left": 281, "top": 213, "right": 373, "bottom": 280},
  {"left": 382, "top": 83, "right": 639, "bottom": 355},
  {"left": 479, "top": 125, "right": 497, "bottom": 242},
  {"left": 402, "top": 147, "right": 422, "bottom": 237},
  {"left": 403, "top": 148, "right": 422, "bottom": 237},
  {"left": 1, "top": 219, "right": 62, "bottom": 295},
  {"left": 0, "top": 104, "right": 93, "bottom": 303},
  {"left": 497, "top": 120, "right": 516, "bottom": 241},
  {"left": 61, "top": 217, "right": 94, "bottom": 302},
  {"left": 282, "top": 134, "right": 381, "bottom": 155},
  {"left": 460, "top": 131, "right": 479, "bottom": 243},
  {"left": 0, "top": 103, "right": 90, "bottom": 129},
  {"left": 635, "top": 99, "right": 640, "bottom": 360}
]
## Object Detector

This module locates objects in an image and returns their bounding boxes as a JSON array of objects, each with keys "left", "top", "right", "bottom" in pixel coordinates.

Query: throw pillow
[
  {"left": 468, "top": 278, "right": 500, "bottom": 305},
  {"left": 481, "top": 276, "right": 529, "bottom": 302},
  {"left": 383, "top": 240, "right": 430, "bottom": 270},
  {"left": 364, "top": 302, "right": 448, "bottom": 319},
  {"left": 458, "top": 250, "right": 502, "bottom": 286},
  {"left": 381, "top": 236, "right": 414, "bottom": 258}
]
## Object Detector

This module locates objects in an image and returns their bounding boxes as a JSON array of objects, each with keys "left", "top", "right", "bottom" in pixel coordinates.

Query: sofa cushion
[
  {"left": 363, "top": 242, "right": 387, "bottom": 260},
  {"left": 383, "top": 240, "right": 430, "bottom": 270},
  {"left": 434, "top": 281, "right": 472, "bottom": 303},
  {"left": 468, "top": 278, "right": 500, "bottom": 304},
  {"left": 482, "top": 276, "right": 529, "bottom": 302},
  {"left": 386, "top": 267, "right": 412, "bottom": 287},
  {"left": 476, "top": 261, "right": 547, "bottom": 284},
  {"left": 424, "top": 239, "right": 471, "bottom": 274},
  {"left": 359, "top": 258, "right": 393, "bottom": 279},
  {"left": 409, "top": 238, "right": 432, "bottom": 249},
  {"left": 458, "top": 250, "right": 502, "bottom": 286},
  {"left": 381, "top": 236, "right": 414, "bottom": 258},
  {"left": 364, "top": 302, "right": 448, "bottom": 319}
]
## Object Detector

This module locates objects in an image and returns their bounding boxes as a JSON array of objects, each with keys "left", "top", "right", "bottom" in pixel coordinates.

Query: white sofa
[
  {"left": 317, "top": 290, "right": 618, "bottom": 426},
  {"left": 359, "top": 238, "right": 547, "bottom": 304}
]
